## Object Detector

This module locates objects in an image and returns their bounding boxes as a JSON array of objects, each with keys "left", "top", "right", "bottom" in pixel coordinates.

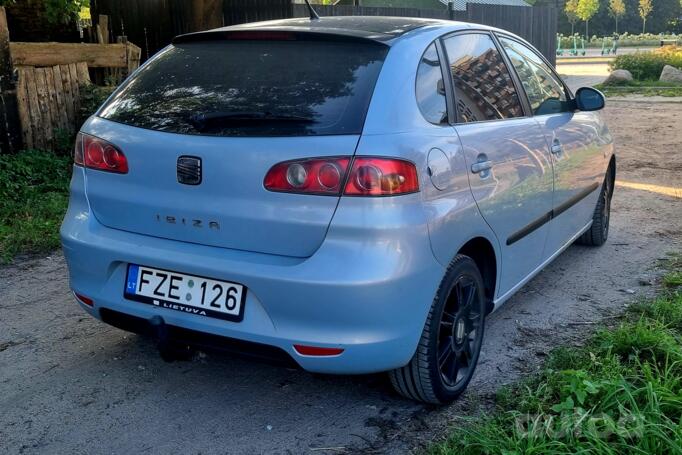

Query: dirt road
[{"left": 1, "top": 100, "right": 681, "bottom": 454}]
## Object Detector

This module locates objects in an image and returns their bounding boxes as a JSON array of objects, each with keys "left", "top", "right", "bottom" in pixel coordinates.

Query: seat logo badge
[{"left": 177, "top": 156, "right": 202, "bottom": 185}]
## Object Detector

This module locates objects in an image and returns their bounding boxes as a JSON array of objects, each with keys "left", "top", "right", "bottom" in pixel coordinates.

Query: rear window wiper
[{"left": 188, "top": 111, "right": 314, "bottom": 130}]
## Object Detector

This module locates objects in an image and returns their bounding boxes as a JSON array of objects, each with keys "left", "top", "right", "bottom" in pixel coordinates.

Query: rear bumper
[{"left": 60, "top": 168, "right": 444, "bottom": 374}]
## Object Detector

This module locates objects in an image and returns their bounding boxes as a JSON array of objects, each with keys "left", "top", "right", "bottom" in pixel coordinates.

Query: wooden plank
[
  {"left": 126, "top": 42, "right": 141, "bottom": 74},
  {"left": 58, "top": 64, "right": 75, "bottom": 130},
  {"left": 97, "top": 14, "right": 113, "bottom": 84},
  {"left": 10, "top": 42, "right": 129, "bottom": 68},
  {"left": 192, "top": 0, "right": 222, "bottom": 31},
  {"left": 0, "top": 7, "right": 12, "bottom": 89},
  {"left": 68, "top": 63, "right": 81, "bottom": 117},
  {"left": 51, "top": 67, "right": 67, "bottom": 132},
  {"left": 76, "top": 61, "right": 91, "bottom": 85},
  {"left": 44, "top": 67, "right": 59, "bottom": 136},
  {"left": 99, "top": 14, "right": 110, "bottom": 44},
  {"left": 0, "top": 6, "right": 21, "bottom": 152},
  {"left": 22, "top": 67, "right": 43, "bottom": 150},
  {"left": 51, "top": 65, "right": 69, "bottom": 133},
  {"left": 34, "top": 68, "right": 55, "bottom": 148},
  {"left": 15, "top": 67, "right": 33, "bottom": 149},
  {"left": 96, "top": 24, "right": 104, "bottom": 44}
]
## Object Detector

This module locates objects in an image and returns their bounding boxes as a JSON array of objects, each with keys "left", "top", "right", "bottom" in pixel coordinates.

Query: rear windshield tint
[{"left": 98, "top": 39, "right": 388, "bottom": 137}]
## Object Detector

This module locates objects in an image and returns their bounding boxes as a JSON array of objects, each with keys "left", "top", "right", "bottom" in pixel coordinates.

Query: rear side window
[
  {"left": 442, "top": 33, "right": 524, "bottom": 123},
  {"left": 416, "top": 43, "right": 447, "bottom": 125},
  {"left": 498, "top": 37, "right": 571, "bottom": 115},
  {"left": 99, "top": 38, "right": 388, "bottom": 137}
]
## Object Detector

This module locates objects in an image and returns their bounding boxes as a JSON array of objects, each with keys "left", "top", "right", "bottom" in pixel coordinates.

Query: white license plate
[{"left": 124, "top": 264, "right": 245, "bottom": 321}]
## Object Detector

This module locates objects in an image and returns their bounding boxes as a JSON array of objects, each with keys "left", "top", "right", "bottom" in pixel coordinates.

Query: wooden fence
[
  {"left": 0, "top": 1, "right": 144, "bottom": 153},
  {"left": 291, "top": 4, "right": 447, "bottom": 19},
  {"left": 91, "top": 0, "right": 557, "bottom": 65},
  {"left": 465, "top": 4, "right": 557, "bottom": 68},
  {"left": 290, "top": 4, "right": 556, "bottom": 66},
  {"left": 89, "top": 0, "right": 224, "bottom": 61},
  {"left": 223, "top": 0, "right": 293, "bottom": 25},
  {"left": 10, "top": 40, "right": 141, "bottom": 150},
  {"left": 15, "top": 62, "right": 91, "bottom": 150}
]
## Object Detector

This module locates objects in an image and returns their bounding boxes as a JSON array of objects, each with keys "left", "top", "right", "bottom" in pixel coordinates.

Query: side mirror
[{"left": 575, "top": 87, "right": 605, "bottom": 111}]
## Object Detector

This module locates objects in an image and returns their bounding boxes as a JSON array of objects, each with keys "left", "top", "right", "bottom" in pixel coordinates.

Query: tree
[
  {"left": 0, "top": 0, "right": 88, "bottom": 24},
  {"left": 577, "top": 0, "right": 600, "bottom": 39},
  {"left": 609, "top": 0, "right": 626, "bottom": 33},
  {"left": 565, "top": 0, "right": 580, "bottom": 34},
  {"left": 45, "top": 0, "right": 89, "bottom": 24},
  {"left": 639, "top": 0, "right": 653, "bottom": 32}
]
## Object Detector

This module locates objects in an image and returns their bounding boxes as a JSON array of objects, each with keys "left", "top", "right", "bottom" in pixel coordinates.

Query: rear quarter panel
[{"left": 360, "top": 26, "right": 501, "bottom": 286}]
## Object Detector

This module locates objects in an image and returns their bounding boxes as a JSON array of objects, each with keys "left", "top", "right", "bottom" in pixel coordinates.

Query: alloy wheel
[{"left": 437, "top": 276, "right": 484, "bottom": 390}]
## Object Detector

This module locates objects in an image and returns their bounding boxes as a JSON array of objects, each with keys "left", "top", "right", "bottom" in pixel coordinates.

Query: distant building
[{"left": 334, "top": 0, "right": 531, "bottom": 11}]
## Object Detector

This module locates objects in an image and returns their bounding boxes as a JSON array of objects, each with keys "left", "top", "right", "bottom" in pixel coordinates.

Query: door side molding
[
  {"left": 506, "top": 182, "right": 600, "bottom": 246},
  {"left": 553, "top": 182, "right": 600, "bottom": 218}
]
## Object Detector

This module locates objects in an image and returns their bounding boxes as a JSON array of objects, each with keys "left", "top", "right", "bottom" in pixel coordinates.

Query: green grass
[
  {"left": 430, "top": 254, "right": 682, "bottom": 455},
  {"left": 595, "top": 80, "right": 682, "bottom": 97},
  {"left": 0, "top": 150, "right": 72, "bottom": 262}
]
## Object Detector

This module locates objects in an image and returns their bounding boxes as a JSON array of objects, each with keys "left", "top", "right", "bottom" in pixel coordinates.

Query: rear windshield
[{"left": 98, "top": 38, "right": 388, "bottom": 137}]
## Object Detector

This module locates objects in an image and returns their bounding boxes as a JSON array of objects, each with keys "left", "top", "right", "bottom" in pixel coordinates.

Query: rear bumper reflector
[
  {"left": 293, "top": 344, "right": 344, "bottom": 356},
  {"left": 74, "top": 292, "right": 94, "bottom": 307}
]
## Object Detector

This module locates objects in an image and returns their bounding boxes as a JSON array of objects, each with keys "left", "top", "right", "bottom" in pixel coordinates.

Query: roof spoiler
[{"left": 172, "top": 29, "right": 391, "bottom": 46}]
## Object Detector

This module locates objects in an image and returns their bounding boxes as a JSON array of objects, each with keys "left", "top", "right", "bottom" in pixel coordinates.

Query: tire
[
  {"left": 577, "top": 164, "right": 614, "bottom": 247},
  {"left": 389, "top": 255, "right": 486, "bottom": 404}
]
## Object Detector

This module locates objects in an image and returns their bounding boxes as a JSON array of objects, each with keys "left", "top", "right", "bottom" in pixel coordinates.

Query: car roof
[{"left": 173, "top": 16, "right": 471, "bottom": 45}]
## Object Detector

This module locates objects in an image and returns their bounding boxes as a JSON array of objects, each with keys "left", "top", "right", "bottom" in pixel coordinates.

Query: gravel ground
[
  {"left": 1, "top": 100, "right": 681, "bottom": 455},
  {"left": 557, "top": 61, "right": 609, "bottom": 91}
]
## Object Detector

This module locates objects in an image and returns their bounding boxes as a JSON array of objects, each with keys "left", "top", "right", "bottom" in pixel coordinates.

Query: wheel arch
[{"left": 457, "top": 236, "right": 498, "bottom": 313}]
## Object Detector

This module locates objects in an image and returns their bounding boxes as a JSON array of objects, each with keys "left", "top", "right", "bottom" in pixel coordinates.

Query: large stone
[
  {"left": 603, "top": 69, "right": 633, "bottom": 85},
  {"left": 659, "top": 65, "right": 682, "bottom": 84}
]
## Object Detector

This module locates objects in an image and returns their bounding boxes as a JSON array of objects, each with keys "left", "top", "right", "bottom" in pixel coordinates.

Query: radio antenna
[{"left": 304, "top": 0, "right": 320, "bottom": 20}]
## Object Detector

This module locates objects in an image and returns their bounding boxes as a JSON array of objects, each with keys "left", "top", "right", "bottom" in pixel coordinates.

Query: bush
[
  {"left": 78, "top": 83, "right": 116, "bottom": 126},
  {"left": 611, "top": 47, "right": 682, "bottom": 80},
  {"left": 0, "top": 150, "right": 72, "bottom": 261}
]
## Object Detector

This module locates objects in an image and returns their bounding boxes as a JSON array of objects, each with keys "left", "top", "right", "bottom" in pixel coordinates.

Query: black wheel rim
[
  {"left": 602, "top": 178, "right": 611, "bottom": 238},
  {"left": 437, "top": 276, "right": 483, "bottom": 390}
]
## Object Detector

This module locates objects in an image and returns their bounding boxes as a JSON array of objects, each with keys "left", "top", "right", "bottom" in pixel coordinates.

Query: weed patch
[{"left": 430, "top": 258, "right": 682, "bottom": 455}]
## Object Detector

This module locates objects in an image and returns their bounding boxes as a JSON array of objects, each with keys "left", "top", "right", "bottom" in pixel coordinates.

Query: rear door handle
[{"left": 471, "top": 160, "right": 493, "bottom": 174}]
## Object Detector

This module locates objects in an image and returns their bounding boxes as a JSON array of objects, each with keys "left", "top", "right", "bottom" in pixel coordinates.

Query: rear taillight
[
  {"left": 264, "top": 156, "right": 418, "bottom": 197},
  {"left": 344, "top": 157, "right": 419, "bottom": 196},
  {"left": 264, "top": 157, "right": 350, "bottom": 195},
  {"left": 74, "top": 132, "right": 128, "bottom": 174}
]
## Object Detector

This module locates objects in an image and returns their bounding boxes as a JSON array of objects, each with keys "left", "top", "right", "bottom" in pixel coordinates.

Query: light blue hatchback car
[{"left": 61, "top": 16, "right": 615, "bottom": 404}]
